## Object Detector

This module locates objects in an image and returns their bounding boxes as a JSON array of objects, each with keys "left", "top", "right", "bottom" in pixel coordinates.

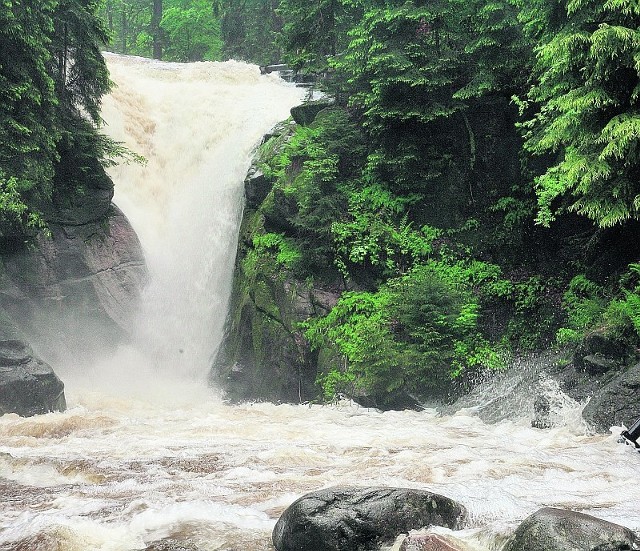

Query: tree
[
  {"left": 277, "top": 0, "right": 360, "bottom": 72},
  {"left": 220, "top": 0, "right": 283, "bottom": 65},
  {"left": 521, "top": 0, "right": 640, "bottom": 227},
  {"left": 0, "top": 1, "right": 59, "bottom": 248},
  {"left": 161, "top": 0, "right": 222, "bottom": 61},
  {"left": 51, "top": 0, "right": 111, "bottom": 123},
  {"left": 152, "top": 0, "right": 163, "bottom": 58}
]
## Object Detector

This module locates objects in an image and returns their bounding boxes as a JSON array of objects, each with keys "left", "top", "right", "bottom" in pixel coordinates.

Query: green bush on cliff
[
  {"left": 258, "top": 107, "right": 367, "bottom": 276},
  {"left": 306, "top": 260, "right": 506, "bottom": 402},
  {"left": 604, "top": 264, "right": 640, "bottom": 342},
  {"left": 252, "top": 232, "right": 302, "bottom": 269}
]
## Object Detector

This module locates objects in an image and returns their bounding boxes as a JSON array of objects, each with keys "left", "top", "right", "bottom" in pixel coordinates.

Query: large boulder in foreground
[
  {"left": 582, "top": 362, "right": 640, "bottom": 433},
  {"left": 502, "top": 507, "right": 637, "bottom": 551},
  {"left": 0, "top": 339, "right": 65, "bottom": 416},
  {"left": 272, "top": 486, "right": 467, "bottom": 551}
]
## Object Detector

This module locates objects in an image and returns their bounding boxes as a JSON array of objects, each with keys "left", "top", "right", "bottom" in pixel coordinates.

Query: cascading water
[
  {"left": 99, "top": 53, "right": 304, "bottom": 383},
  {"left": 1, "top": 55, "right": 640, "bottom": 551}
]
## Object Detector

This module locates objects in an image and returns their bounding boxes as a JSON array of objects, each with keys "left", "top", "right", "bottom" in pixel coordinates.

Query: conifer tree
[
  {"left": 0, "top": 1, "right": 59, "bottom": 247},
  {"left": 522, "top": 0, "right": 640, "bottom": 227}
]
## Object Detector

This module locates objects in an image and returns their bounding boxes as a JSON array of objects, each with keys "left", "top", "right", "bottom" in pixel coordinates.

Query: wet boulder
[
  {"left": 272, "top": 486, "right": 467, "bottom": 551},
  {"left": 582, "top": 362, "right": 640, "bottom": 433},
  {"left": 143, "top": 539, "right": 198, "bottom": 551},
  {"left": 573, "top": 331, "right": 630, "bottom": 375},
  {"left": 0, "top": 339, "right": 66, "bottom": 416},
  {"left": 502, "top": 507, "right": 637, "bottom": 551},
  {"left": 290, "top": 99, "right": 334, "bottom": 126},
  {"left": 399, "top": 532, "right": 469, "bottom": 550},
  {"left": 0, "top": 205, "right": 146, "bottom": 364}
]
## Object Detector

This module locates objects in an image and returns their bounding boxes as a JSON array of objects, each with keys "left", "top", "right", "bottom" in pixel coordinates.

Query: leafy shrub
[
  {"left": 305, "top": 261, "right": 505, "bottom": 402},
  {"left": 605, "top": 264, "right": 640, "bottom": 341},
  {"left": 555, "top": 275, "right": 607, "bottom": 345}
]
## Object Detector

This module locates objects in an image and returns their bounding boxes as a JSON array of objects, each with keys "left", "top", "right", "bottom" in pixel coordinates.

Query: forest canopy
[{"left": 3, "top": 0, "right": 640, "bottom": 401}]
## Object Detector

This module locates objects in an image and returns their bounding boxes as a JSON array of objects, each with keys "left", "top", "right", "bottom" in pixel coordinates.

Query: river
[{"left": 0, "top": 55, "right": 639, "bottom": 551}]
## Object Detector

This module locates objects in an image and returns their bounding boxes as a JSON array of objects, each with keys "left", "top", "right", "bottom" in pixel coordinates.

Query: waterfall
[
  {"left": 1, "top": 56, "right": 640, "bottom": 551},
  {"left": 100, "top": 54, "right": 304, "bottom": 383}
]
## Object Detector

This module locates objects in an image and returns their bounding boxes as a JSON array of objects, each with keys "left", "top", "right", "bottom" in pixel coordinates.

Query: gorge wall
[{"left": 0, "top": 173, "right": 147, "bottom": 416}]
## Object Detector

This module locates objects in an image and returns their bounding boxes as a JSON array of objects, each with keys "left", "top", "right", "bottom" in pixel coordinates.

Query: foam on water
[
  {"left": 1, "top": 55, "right": 639, "bottom": 550},
  {"left": 1, "top": 395, "right": 639, "bottom": 550}
]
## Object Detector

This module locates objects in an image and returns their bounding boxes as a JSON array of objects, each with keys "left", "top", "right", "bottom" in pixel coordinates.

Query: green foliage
[
  {"left": 259, "top": 108, "right": 366, "bottom": 275},
  {"left": 521, "top": 0, "right": 640, "bottom": 227},
  {"left": 0, "top": 0, "right": 117, "bottom": 250},
  {"left": 604, "top": 263, "right": 640, "bottom": 340},
  {"left": 276, "top": 0, "right": 359, "bottom": 72},
  {"left": 252, "top": 232, "right": 302, "bottom": 269},
  {"left": 161, "top": 0, "right": 222, "bottom": 61},
  {"left": 555, "top": 275, "right": 606, "bottom": 345},
  {"left": 332, "top": 186, "right": 439, "bottom": 280},
  {"left": 0, "top": 174, "right": 47, "bottom": 251},
  {"left": 52, "top": 0, "right": 111, "bottom": 123},
  {"left": 0, "top": 0, "right": 59, "bottom": 212},
  {"left": 220, "top": 0, "right": 282, "bottom": 64},
  {"left": 306, "top": 261, "right": 505, "bottom": 402},
  {"left": 100, "top": 0, "right": 222, "bottom": 61}
]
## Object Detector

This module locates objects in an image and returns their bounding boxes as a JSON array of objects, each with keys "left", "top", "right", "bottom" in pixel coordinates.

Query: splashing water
[{"left": 1, "top": 56, "right": 640, "bottom": 551}]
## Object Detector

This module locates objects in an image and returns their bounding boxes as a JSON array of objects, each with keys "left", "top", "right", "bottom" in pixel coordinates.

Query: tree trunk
[
  {"left": 121, "top": 6, "right": 127, "bottom": 54},
  {"left": 152, "top": 0, "right": 163, "bottom": 59},
  {"left": 106, "top": 0, "right": 113, "bottom": 34}
]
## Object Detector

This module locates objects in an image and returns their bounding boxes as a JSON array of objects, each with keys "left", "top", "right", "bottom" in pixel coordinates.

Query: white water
[{"left": 1, "top": 55, "right": 640, "bottom": 551}]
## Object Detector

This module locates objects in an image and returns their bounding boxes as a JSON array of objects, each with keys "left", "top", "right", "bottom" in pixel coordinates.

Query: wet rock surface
[
  {"left": 272, "top": 486, "right": 467, "bottom": 551},
  {"left": 0, "top": 339, "right": 65, "bottom": 417},
  {"left": 0, "top": 205, "right": 146, "bottom": 362},
  {"left": 398, "top": 532, "right": 468, "bottom": 551},
  {"left": 502, "top": 507, "right": 637, "bottom": 551},
  {"left": 582, "top": 361, "right": 640, "bottom": 433}
]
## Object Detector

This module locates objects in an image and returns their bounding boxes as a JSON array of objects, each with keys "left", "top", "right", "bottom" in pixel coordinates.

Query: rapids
[{"left": 1, "top": 55, "right": 639, "bottom": 551}]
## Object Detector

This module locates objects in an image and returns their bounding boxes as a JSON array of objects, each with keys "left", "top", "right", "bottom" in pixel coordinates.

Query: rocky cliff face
[
  {"left": 212, "top": 120, "right": 340, "bottom": 403},
  {"left": 0, "top": 182, "right": 147, "bottom": 416}
]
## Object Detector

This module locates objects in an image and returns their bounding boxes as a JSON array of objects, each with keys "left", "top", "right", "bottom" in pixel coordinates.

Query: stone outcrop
[
  {"left": 0, "top": 168, "right": 146, "bottom": 416},
  {"left": 582, "top": 361, "right": 640, "bottom": 433},
  {"left": 290, "top": 99, "right": 334, "bottom": 126},
  {"left": 502, "top": 507, "right": 637, "bottom": 551},
  {"left": 0, "top": 338, "right": 65, "bottom": 416},
  {"left": 398, "top": 532, "right": 469, "bottom": 551},
  {"left": 213, "top": 119, "right": 342, "bottom": 403},
  {"left": 573, "top": 331, "right": 631, "bottom": 376},
  {"left": 0, "top": 204, "right": 147, "bottom": 365},
  {"left": 272, "top": 486, "right": 467, "bottom": 551}
]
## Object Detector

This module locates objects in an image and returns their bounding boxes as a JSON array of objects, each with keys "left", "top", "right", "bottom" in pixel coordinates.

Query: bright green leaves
[
  {"left": 306, "top": 261, "right": 506, "bottom": 401},
  {"left": 161, "top": 0, "right": 222, "bottom": 61},
  {"left": 332, "top": 186, "right": 439, "bottom": 279},
  {"left": 523, "top": 0, "right": 640, "bottom": 227},
  {"left": 100, "top": 0, "right": 223, "bottom": 62}
]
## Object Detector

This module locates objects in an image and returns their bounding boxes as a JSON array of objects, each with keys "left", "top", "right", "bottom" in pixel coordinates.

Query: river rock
[
  {"left": 573, "top": 331, "right": 630, "bottom": 375},
  {"left": 399, "top": 533, "right": 468, "bottom": 551},
  {"left": 272, "top": 486, "right": 467, "bottom": 551},
  {"left": 582, "top": 362, "right": 640, "bottom": 433},
  {"left": 0, "top": 339, "right": 65, "bottom": 416},
  {"left": 502, "top": 507, "right": 637, "bottom": 551},
  {"left": 143, "top": 539, "right": 198, "bottom": 551}
]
